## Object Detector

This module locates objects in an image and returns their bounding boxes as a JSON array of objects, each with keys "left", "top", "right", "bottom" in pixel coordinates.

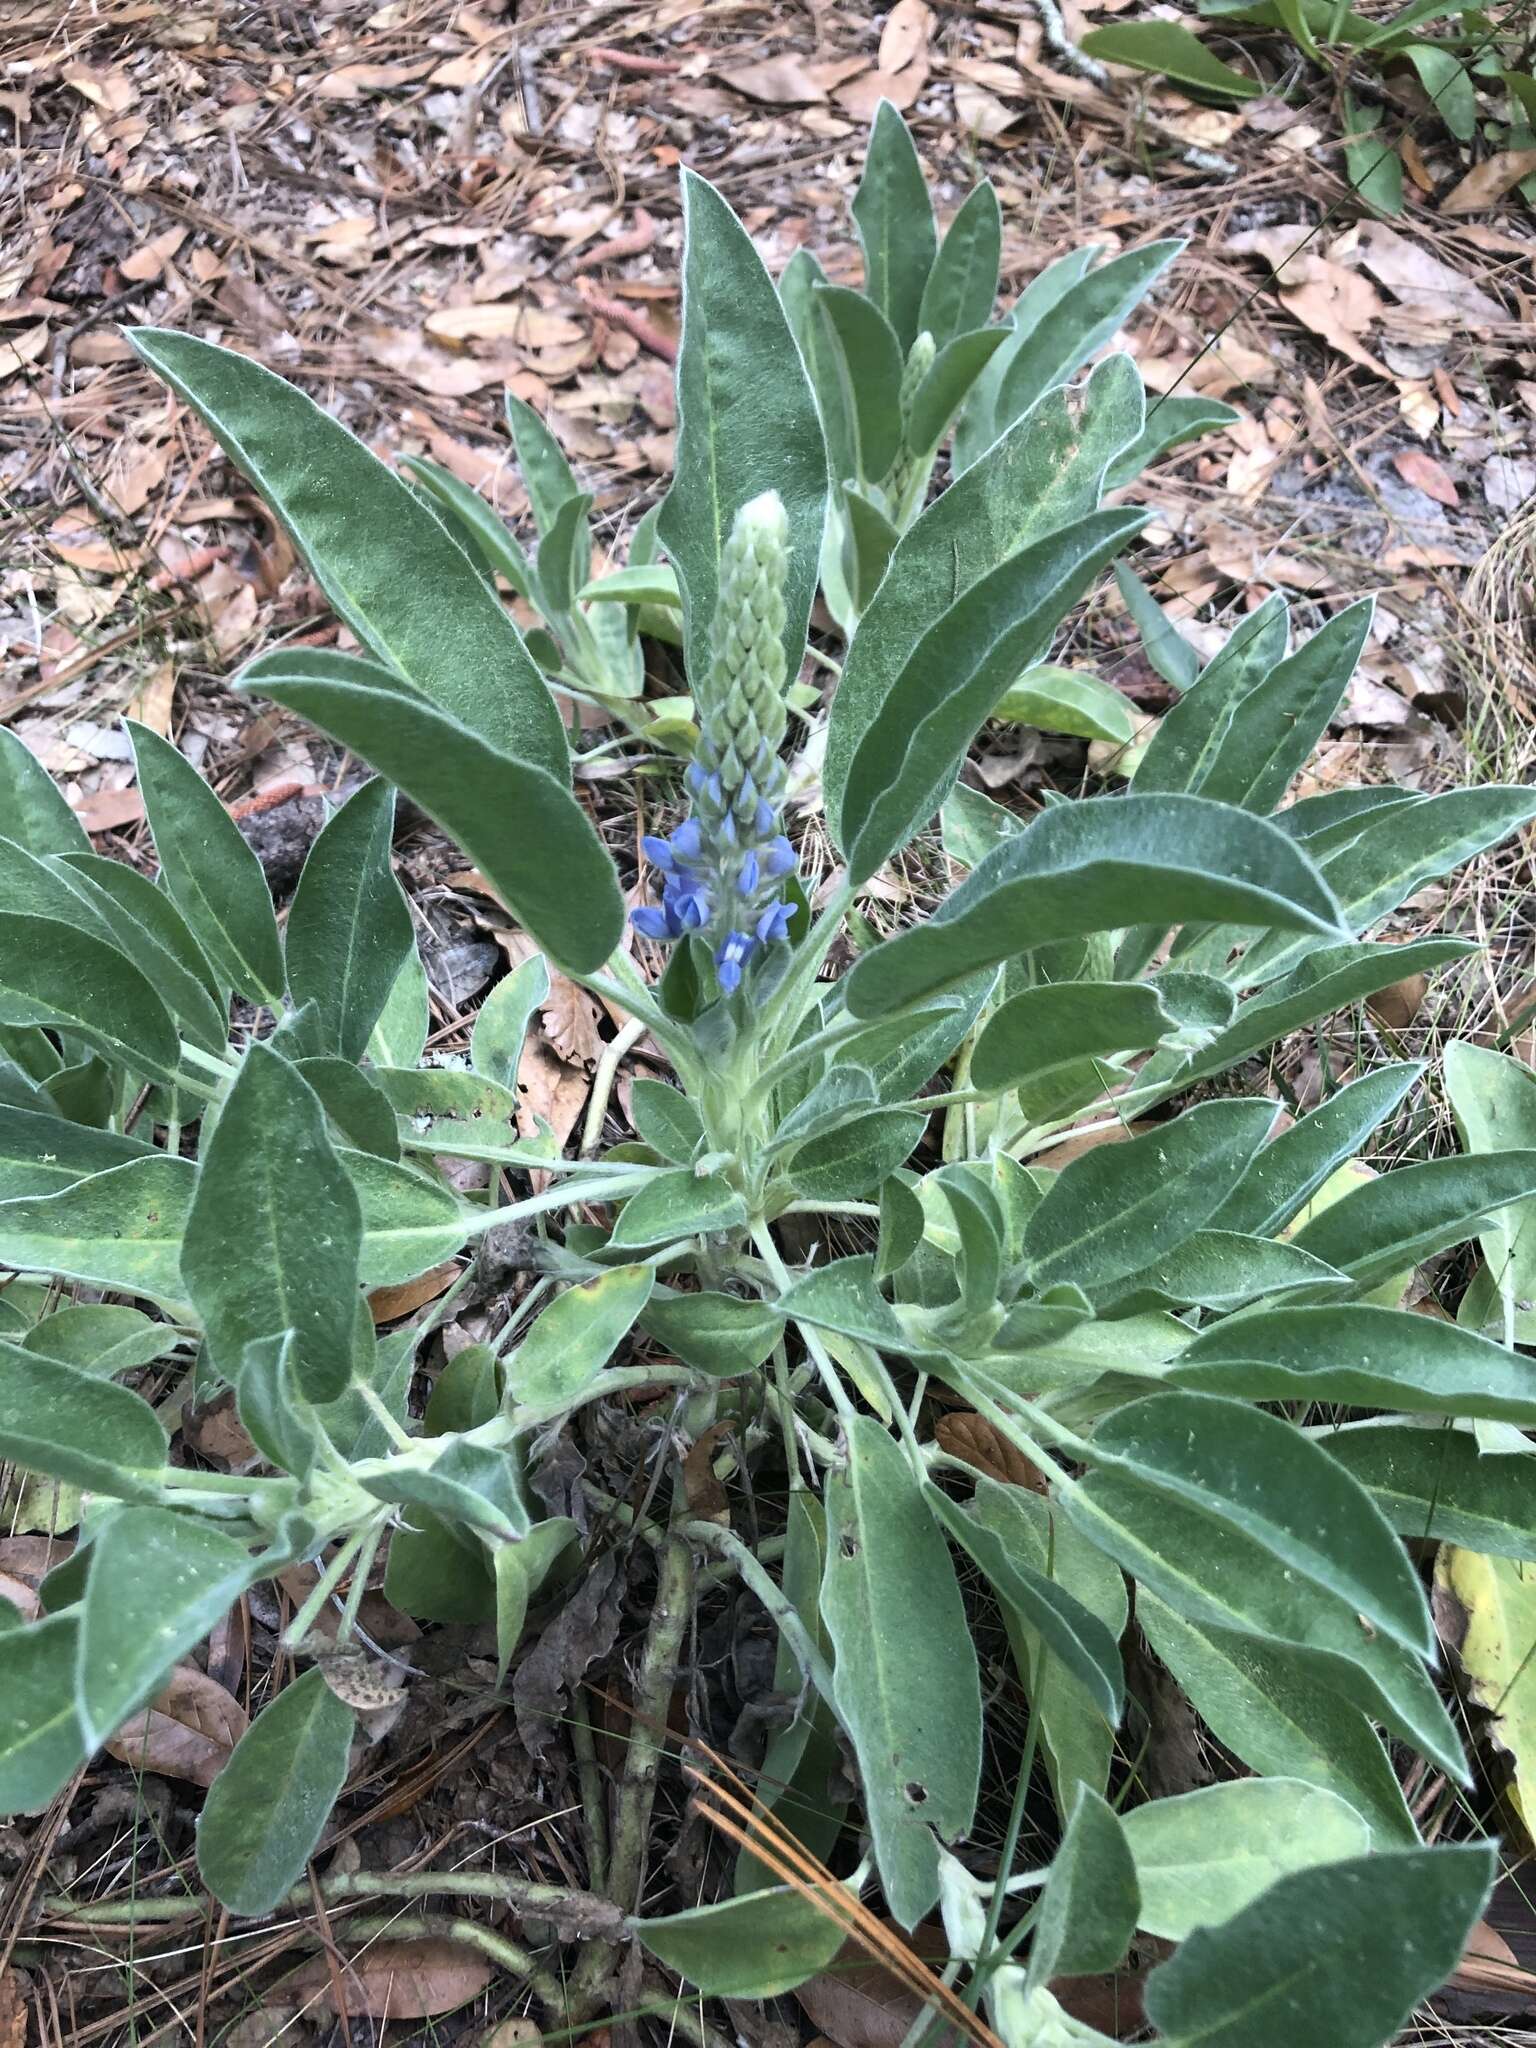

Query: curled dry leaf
[
  {"left": 368, "top": 1259, "right": 461, "bottom": 1325},
  {"left": 1441, "top": 149, "right": 1536, "bottom": 217},
  {"left": 1366, "top": 972, "right": 1429, "bottom": 1030},
  {"left": 105, "top": 1663, "right": 248, "bottom": 1788},
  {"left": 934, "top": 1413, "right": 1048, "bottom": 1493},
  {"left": 285, "top": 1937, "right": 493, "bottom": 2018}
]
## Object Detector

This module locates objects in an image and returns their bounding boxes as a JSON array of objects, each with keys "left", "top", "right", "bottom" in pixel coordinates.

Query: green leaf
[
  {"left": 537, "top": 490, "right": 594, "bottom": 615},
  {"left": 346, "top": 1149, "right": 471, "bottom": 1286},
  {"left": 361, "top": 1435, "right": 528, "bottom": 1542},
  {"left": 919, "top": 181, "right": 1002, "bottom": 349},
  {"left": 783, "top": 1110, "right": 924, "bottom": 1203},
  {"left": 1190, "top": 600, "right": 1373, "bottom": 816},
  {"left": 1104, "top": 394, "right": 1239, "bottom": 491},
  {"left": 1162, "top": 941, "right": 1470, "bottom": 1097},
  {"left": 0, "top": 912, "right": 180, "bottom": 1087},
  {"left": 777, "top": 1254, "right": 929, "bottom": 1358},
  {"left": 1322, "top": 1423, "right": 1536, "bottom": 1560},
  {"left": 1289, "top": 1150, "right": 1536, "bottom": 1290},
  {"left": 927, "top": 1478, "right": 1123, "bottom": 1721},
  {"left": 1101, "top": 1230, "right": 1345, "bottom": 1314},
  {"left": 814, "top": 285, "right": 905, "bottom": 483},
  {"left": 994, "top": 240, "right": 1185, "bottom": 428},
  {"left": 1122, "top": 1779, "right": 1370, "bottom": 1942},
  {"left": 820, "top": 1415, "right": 981, "bottom": 1928},
  {"left": 1344, "top": 96, "right": 1404, "bottom": 215},
  {"left": 838, "top": 511, "right": 1146, "bottom": 879},
  {"left": 905, "top": 327, "right": 1010, "bottom": 456},
  {"left": 77, "top": 1507, "right": 262, "bottom": 1745},
  {"left": 1403, "top": 40, "right": 1477, "bottom": 138},
  {"left": 128, "top": 328, "right": 568, "bottom": 772},
  {"left": 126, "top": 721, "right": 285, "bottom": 1004},
  {"left": 1322, "top": 784, "right": 1536, "bottom": 938},
  {"left": 0, "top": 1156, "right": 194, "bottom": 1302},
  {"left": 975, "top": 1482, "right": 1127, "bottom": 1810},
  {"left": 0, "top": 728, "right": 91, "bottom": 859},
  {"left": 639, "top": 1889, "right": 846, "bottom": 1999},
  {"left": 1027, "top": 1786, "right": 1138, "bottom": 1989},
  {"left": 1080, "top": 20, "right": 1263, "bottom": 96},
  {"left": 0, "top": 1337, "right": 167, "bottom": 1495},
  {"left": 607, "top": 1170, "right": 747, "bottom": 1251},
  {"left": 285, "top": 780, "right": 413, "bottom": 1062},
  {"left": 1211, "top": 1061, "right": 1422, "bottom": 1239},
  {"left": 237, "top": 1331, "right": 323, "bottom": 1477},
  {"left": 1444, "top": 1040, "right": 1536, "bottom": 1342},
  {"left": 503, "top": 1265, "right": 654, "bottom": 1415},
  {"left": 641, "top": 1287, "right": 781, "bottom": 1377},
  {"left": 972, "top": 981, "right": 1170, "bottom": 1093},
  {"left": 952, "top": 246, "right": 1099, "bottom": 475},
  {"left": 1021, "top": 1098, "right": 1275, "bottom": 1293},
  {"left": 1137, "top": 1592, "right": 1418, "bottom": 1844},
  {"left": 23, "top": 1303, "right": 179, "bottom": 1376},
  {"left": 578, "top": 563, "right": 682, "bottom": 609},
  {"left": 368, "top": 946, "right": 429, "bottom": 1070},
  {"left": 472, "top": 954, "right": 548, "bottom": 1090},
  {"left": 1089, "top": 1389, "right": 1432, "bottom": 1654},
  {"left": 293, "top": 1056, "right": 400, "bottom": 1160},
  {"left": 239, "top": 653, "right": 623, "bottom": 976},
  {"left": 841, "top": 483, "right": 901, "bottom": 618},
  {"left": 0, "top": 1611, "right": 87, "bottom": 1813},
  {"left": 504, "top": 391, "right": 582, "bottom": 538},
  {"left": 493, "top": 1517, "right": 579, "bottom": 1682},
  {"left": 1122, "top": 565, "right": 1204, "bottom": 692},
  {"left": 1173, "top": 1304, "right": 1536, "bottom": 1421},
  {"left": 631, "top": 1078, "right": 704, "bottom": 1164},
  {"left": 851, "top": 99, "right": 936, "bottom": 351},
  {"left": 399, "top": 454, "right": 536, "bottom": 599},
  {"left": 1065, "top": 1468, "right": 1465, "bottom": 1778},
  {"left": 1134, "top": 592, "right": 1290, "bottom": 789},
  {"left": 827, "top": 351, "right": 1144, "bottom": 826},
  {"left": 0, "top": 1104, "right": 151, "bottom": 1200},
  {"left": 1142, "top": 1844, "right": 1494, "bottom": 2048},
  {"left": 993, "top": 664, "right": 1135, "bottom": 744},
  {"left": 844, "top": 795, "right": 1345, "bottom": 1017},
  {"left": 659, "top": 171, "right": 827, "bottom": 699},
  {"left": 197, "top": 1667, "right": 354, "bottom": 1914},
  {"left": 383, "top": 1513, "right": 494, "bottom": 1625},
  {"left": 55, "top": 852, "right": 228, "bottom": 1053},
  {"left": 181, "top": 1042, "right": 363, "bottom": 1402}
]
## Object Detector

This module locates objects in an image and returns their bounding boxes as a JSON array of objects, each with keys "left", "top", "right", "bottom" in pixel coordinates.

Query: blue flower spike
[{"left": 629, "top": 491, "right": 800, "bottom": 995}]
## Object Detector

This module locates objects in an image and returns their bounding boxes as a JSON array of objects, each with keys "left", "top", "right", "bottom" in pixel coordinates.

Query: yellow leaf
[{"left": 1437, "top": 1546, "right": 1536, "bottom": 1830}]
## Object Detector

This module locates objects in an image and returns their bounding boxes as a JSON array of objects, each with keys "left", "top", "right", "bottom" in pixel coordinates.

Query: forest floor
[{"left": 2, "top": 0, "right": 1536, "bottom": 2042}]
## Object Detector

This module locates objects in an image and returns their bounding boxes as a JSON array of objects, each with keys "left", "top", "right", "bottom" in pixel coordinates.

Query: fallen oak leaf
[
  {"left": 1441, "top": 149, "right": 1536, "bottom": 217},
  {"left": 285, "top": 1937, "right": 493, "bottom": 2018},
  {"left": 1393, "top": 449, "right": 1459, "bottom": 507},
  {"left": 105, "top": 1663, "right": 248, "bottom": 1788}
]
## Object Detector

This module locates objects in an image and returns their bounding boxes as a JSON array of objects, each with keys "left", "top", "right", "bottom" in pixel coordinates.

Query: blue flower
[
  {"left": 755, "top": 899, "right": 793, "bottom": 945},
  {"left": 763, "top": 835, "right": 795, "bottom": 879},
  {"left": 630, "top": 904, "right": 673, "bottom": 941},
  {"left": 664, "top": 879, "right": 711, "bottom": 932},
  {"left": 738, "top": 851, "right": 760, "bottom": 896},
  {"left": 715, "top": 931, "right": 754, "bottom": 993}
]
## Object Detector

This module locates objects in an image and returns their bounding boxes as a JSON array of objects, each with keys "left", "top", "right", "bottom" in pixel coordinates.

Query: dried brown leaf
[
  {"left": 1366, "top": 973, "right": 1429, "bottom": 1030},
  {"left": 1392, "top": 449, "right": 1459, "bottom": 507},
  {"left": 105, "top": 1663, "right": 248, "bottom": 1787},
  {"left": 716, "top": 55, "right": 830, "bottom": 104},
  {"left": 0, "top": 1967, "right": 23, "bottom": 2048},
  {"left": 879, "top": 0, "right": 935, "bottom": 75},
  {"left": 1441, "top": 149, "right": 1536, "bottom": 217},
  {"left": 286, "top": 1938, "right": 492, "bottom": 2018},
  {"left": 934, "top": 1414, "right": 1047, "bottom": 1492},
  {"left": 368, "top": 1260, "right": 460, "bottom": 1325}
]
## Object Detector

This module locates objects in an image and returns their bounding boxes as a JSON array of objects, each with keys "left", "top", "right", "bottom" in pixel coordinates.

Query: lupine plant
[{"left": 2, "top": 111, "right": 1535, "bottom": 2048}]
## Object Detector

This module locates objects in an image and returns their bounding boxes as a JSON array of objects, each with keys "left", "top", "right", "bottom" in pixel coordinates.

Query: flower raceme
[{"left": 632, "top": 490, "right": 799, "bottom": 993}]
